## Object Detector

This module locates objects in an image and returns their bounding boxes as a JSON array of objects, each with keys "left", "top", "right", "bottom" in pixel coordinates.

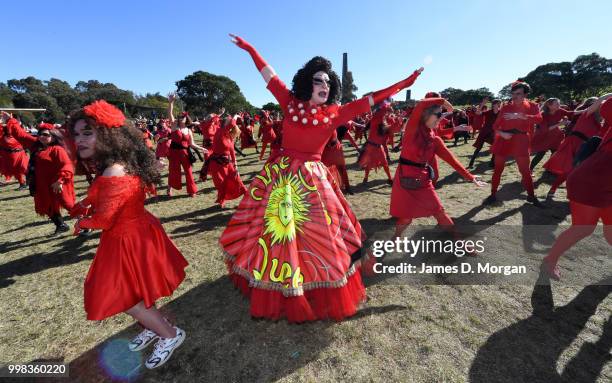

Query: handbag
[
  {"left": 187, "top": 147, "right": 197, "bottom": 164},
  {"left": 398, "top": 157, "right": 435, "bottom": 190}
]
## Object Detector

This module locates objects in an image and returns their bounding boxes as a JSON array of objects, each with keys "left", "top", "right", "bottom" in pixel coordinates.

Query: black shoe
[
  {"left": 79, "top": 229, "right": 93, "bottom": 237},
  {"left": 527, "top": 195, "right": 544, "bottom": 208},
  {"left": 54, "top": 223, "right": 70, "bottom": 235},
  {"left": 17, "top": 184, "right": 28, "bottom": 191},
  {"left": 483, "top": 195, "right": 497, "bottom": 205},
  {"left": 344, "top": 187, "right": 354, "bottom": 195},
  {"left": 386, "top": 179, "right": 393, "bottom": 186}
]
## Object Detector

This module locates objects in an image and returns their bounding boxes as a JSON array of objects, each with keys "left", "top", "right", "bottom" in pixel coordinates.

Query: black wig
[{"left": 291, "top": 56, "right": 341, "bottom": 105}]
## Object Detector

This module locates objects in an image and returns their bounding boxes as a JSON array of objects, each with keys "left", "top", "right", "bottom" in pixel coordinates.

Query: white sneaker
[
  {"left": 145, "top": 327, "right": 186, "bottom": 369},
  {"left": 128, "top": 328, "right": 159, "bottom": 352}
]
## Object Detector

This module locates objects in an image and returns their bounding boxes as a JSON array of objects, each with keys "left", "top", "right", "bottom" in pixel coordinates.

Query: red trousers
[
  {"left": 168, "top": 148, "right": 197, "bottom": 195},
  {"left": 491, "top": 155, "right": 534, "bottom": 196}
]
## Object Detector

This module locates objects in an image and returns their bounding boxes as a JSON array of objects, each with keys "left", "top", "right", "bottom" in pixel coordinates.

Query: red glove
[{"left": 230, "top": 34, "right": 268, "bottom": 71}]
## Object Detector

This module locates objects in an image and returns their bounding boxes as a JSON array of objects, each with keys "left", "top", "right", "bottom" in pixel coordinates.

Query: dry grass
[{"left": 0, "top": 138, "right": 610, "bottom": 383}]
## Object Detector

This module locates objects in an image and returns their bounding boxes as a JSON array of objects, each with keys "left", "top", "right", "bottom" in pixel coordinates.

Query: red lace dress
[
  {"left": 155, "top": 126, "right": 172, "bottom": 158},
  {"left": 31, "top": 145, "right": 75, "bottom": 217},
  {"left": 79, "top": 175, "right": 188, "bottom": 320},
  {"left": 219, "top": 76, "right": 371, "bottom": 322}
]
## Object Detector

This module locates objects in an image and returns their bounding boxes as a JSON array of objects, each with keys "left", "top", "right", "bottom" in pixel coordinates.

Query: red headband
[{"left": 83, "top": 100, "right": 126, "bottom": 128}]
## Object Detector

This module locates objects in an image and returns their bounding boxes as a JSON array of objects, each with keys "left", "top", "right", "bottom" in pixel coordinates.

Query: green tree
[
  {"left": 440, "top": 87, "right": 494, "bottom": 105},
  {"left": 261, "top": 102, "right": 281, "bottom": 113},
  {"left": 46, "top": 78, "right": 83, "bottom": 115},
  {"left": 175, "top": 71, "right": 252, "bottom": 117}
]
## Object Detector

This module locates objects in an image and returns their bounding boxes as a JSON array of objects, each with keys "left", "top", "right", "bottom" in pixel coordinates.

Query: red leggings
[
  {"left": 491, "top": 155, "right": 534, "bottom": 196},
  {"left": 168, "top": 149, "right": 197, "bottom": 195},
  {"left": 395, "top": 211, "right": 454, "bottom": 236},
  {"left": 544, "top": 201, "right": 612, "bottom": 264}
]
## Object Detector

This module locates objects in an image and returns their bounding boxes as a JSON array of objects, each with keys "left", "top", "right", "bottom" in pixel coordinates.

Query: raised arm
[{"left": 167, "top": 93, "right": 176, "bottom": 126}]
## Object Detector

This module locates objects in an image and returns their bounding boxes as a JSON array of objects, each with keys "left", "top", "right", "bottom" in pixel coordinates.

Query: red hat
[
  {"left": 83, "top": 100, "right": 126, "bottom": 128},
  {"left": 424, "top": 91, "right": 441, "bottom": 99}
]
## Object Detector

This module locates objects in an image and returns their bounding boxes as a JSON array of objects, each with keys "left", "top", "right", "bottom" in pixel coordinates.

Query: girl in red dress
[
  {"left": 201, "top": 116, "right": 247, "bottom": 207},
  {"left": 484, "top": 81, "right": 543, "bottom": 206},
  {"left": 201, "top": 110, "right": 224, "bottom": 159},
  {"left": 258, "top": 110, "right": 276, "bottom": 161},
  {"left": 529, "top": 98, "right": 577, "bottom": 171},
  {"left": 322, "top": 124, "right": 360, "bottom": 194},
  {"left": 166, "top": 94, "right": 207, "bottom": 197},
  {"left": 389, "top": 98, "right": 486, "bottom": 238},
  {"left": 468, "top": 98, "right": 501, "bottom": 169},
  {"left": 239, "top": 115, "right": 258, "bottom": 151},
  {"left": 358, "top": 103, "right": 395, "bottom": 185},
  {"left": 0, "top": 113, "right": 30, "bottom": 190},
  {"left": 220, "top": 34, "right": 423, "bottom": 322},
  {"left": 154, "top": 119, "right": 172, "bottom": 159},
  {"left": 27, "top": 124, "right": 75, "bottom": 234},
  {"left": 543, "top": 94, "right": 611, "bottom": 199},
  {"left": 70, "top": 100, "right": 188, "bottom": 369},
  {"left": 541, "top": 99, "right": 612, "bottom": 280}
]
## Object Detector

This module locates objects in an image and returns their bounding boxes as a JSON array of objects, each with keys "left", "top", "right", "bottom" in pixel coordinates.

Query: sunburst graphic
[{"left": 263, "top": 172, "right": 311, "bottom": 245}]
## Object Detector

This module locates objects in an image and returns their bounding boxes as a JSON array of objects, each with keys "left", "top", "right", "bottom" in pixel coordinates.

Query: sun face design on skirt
[{"left": 264, "top": 172, "right": 310, "bottom": 245}]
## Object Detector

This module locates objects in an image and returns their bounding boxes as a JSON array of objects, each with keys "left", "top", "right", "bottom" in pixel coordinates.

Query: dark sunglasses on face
[
  {"left": 434, "top": 111, "right": 443, "bottom": 118},
  {"left": 511, "top": 91, "right": 524, "bottom": 96},
  {"left": 312, "top": 77, "right": 331, "bottom": 86},
  {"left": 39, "top": 132, "right": 51, "bottom": 137}
]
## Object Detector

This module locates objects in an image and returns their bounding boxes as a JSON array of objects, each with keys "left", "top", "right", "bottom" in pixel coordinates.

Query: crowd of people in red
[{"left": 1, "top": 33, "right": 610, "bottom": 369}]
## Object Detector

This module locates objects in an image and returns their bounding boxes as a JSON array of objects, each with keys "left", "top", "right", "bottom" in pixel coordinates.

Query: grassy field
[{"left": 0, "top": 138, "right": 610, "bottom": 383}]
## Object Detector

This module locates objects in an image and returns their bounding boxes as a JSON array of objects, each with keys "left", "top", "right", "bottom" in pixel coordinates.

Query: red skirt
[
  {"left": 34, "top": 180, "right": 75, "bottom": 217},
  {"left": 208, "top": 160, "right": 247, "bottom": 206},
  {"left": 390, "top": 166, "right": 443, "bottom": 219},
  {"left": 322, "top": 145, "right": 346, "bottom": 167},
  {"left": 473, "top": 129, "right": 494, "bottom": 148},
  {"left": 1, "top": 150, "right": 28, "bottom": 179},
  {"left": 358, "top": 143, "right": 387, "bottom": 170},
  {"left": 220, "top": 156, "right": 366, "bottom": 322},
  {"left": 531, "top": 127, "right": 564, "bottom": 153},
  {"left": 84, "top": 212, "right": 188, "bottom": 320},
  {"left": 491, "top": 133, "right": 530, "bottom": 158},
  {"left": 240, "top": 132, "right": 257, "bottom": 149},
  {"left": 544, "top": 135, "right": 582, "bottom": 175}
]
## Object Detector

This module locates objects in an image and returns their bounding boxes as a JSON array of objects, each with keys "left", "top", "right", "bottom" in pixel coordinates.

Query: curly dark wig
[
  {"left": 67, "top": 110, "right": 161, "bottom": 186},
  {"left": 291, "top": 56, "right": 341, "bottom": 105}
]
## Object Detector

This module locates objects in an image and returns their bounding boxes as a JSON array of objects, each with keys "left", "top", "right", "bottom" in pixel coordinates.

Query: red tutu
[
  {"left": 220, "top": 155, "right": 366, "bottom": 322},
  {"left": 79, "top": 176, "right": 188, "bottom": 320},
  {"left": 358, "top": 143, "right": 387, "bottom": 170}
]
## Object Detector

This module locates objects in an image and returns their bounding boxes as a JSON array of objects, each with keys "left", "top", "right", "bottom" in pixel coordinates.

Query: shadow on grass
[
  {"left": 56, "top": 277, "right": 407, "bottom": 383},
  {"left": 0, "top": 235, "right": 96, "bottom": 288},
  {"left": 469, "top": 273, "right": 612, "bottom": 383}
]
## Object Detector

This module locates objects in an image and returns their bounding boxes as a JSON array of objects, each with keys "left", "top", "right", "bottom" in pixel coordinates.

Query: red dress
[
  {"left": 205, "top": 126, "right": 247, "bottom": 206},
  {"left": 79, "top": 175, "right": 188, "bottom": 320},
  {"left": 358, "top": 108, "right": 390, "bottom": 170},
  {"left": 390, "top": 98, "right": 475, "bottom": 219},
  {"left": 202, "top": 115, "right": 221, "bottom": 159},
  {"left": 491, "top": 100, "right": 542, "bottom": 158},
  {"left": 1, "top": 119, "right": 34, "bottom": 183},
  {"left": 544, "top": 112, "right": 604, "bottom": 175},
  {"left": 239, "top": 122, "right": 257, "bottom": 149},
  {"left": 31, "top": 145, "right": 75, "bottom": 217},
  {"left": 219, "top": 76, "right": 371, "bottom": 322},
  {"left": 155, "top": 126, "right": 172, "bottom": 158},
  {"left": 530, "top": 109, "right": 573, "bottom": 153}
]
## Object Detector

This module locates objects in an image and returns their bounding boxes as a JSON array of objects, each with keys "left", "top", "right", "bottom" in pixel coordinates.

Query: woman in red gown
[
  {"left": 70, "top": 100, "right": 188, "bottom": 369},
  {"left": 28, "top": 124, "right": 75, "bottom": 234},
  {"left": 358, "top": 103, "right": 395, "bottom": 185},
  {"left": 541, "top": 99, "right": 612, "bottom": 280},
  {"left": 529, "top": 98, "right": 577, "bottom": 171},
  {"left": 322, "top": 124, "right": 360, "bottom": 194},
  {"left": 154, "top": 119, "right": 172, "bottom": 159},
  {"left": 201, "top": 111, "right": 224, "bottom": 160},
  {"left": 239, "top": 115, "right": 258, "bottom": 151},
  {"left": 0, "top": 113, "right": 30, "bottom": 190},
  {"left": 220, "top": 34, "right": 423, "bottom": 322},
  {"left": 258, "top": 110, "right": 276, "bottom": 161},
  {"left": 166, "top": 94, "right": 207, "bottom": 197},
  {"left": 201, "top": 116, "right": 247, "bottom": 207},
  {"left": 484, "top": 81, "right": 543, "bottom": 206},
  {"left": 543, "top": 94, "right": 611, "bottom": 198},
  {"left": 389, "top": 98, "right": 486, "bottom": 238}
]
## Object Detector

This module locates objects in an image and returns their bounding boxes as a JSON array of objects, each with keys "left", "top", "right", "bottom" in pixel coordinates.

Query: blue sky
[{"left": 2, "top": 0, "right": 611, "bottom": 107}]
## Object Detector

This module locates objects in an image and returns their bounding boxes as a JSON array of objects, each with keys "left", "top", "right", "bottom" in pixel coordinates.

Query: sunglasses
[
  {"left": 511, "top": 91, "right": 524, "bottom": 96},
  {"left": 312, "top": 77, "right": 331, "bottom": 86},
  {"left": 434, "top": 111, "right": 443, "bottom": 118},
  {"left": 39, "top": 132, "right": 51, "bottom": 137}
]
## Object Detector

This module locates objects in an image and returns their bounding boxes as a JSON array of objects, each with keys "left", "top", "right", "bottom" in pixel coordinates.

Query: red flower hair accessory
[{"left": 83, "top": 100, "right": 126, "bottom": 128}]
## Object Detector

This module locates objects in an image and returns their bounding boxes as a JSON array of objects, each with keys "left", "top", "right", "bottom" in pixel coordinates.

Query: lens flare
[
  {"left": 424, "top": 55, "right": 433, "bottom": 65},
  {"left": 98, "top": 338, "right": 143, "bottom": 381}
]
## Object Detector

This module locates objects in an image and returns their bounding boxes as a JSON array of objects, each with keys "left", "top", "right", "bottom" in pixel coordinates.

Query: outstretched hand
[
  {"left": 416, "top": 67, "right": 424, "bottom": 74},
  {"left": 229, "top": 34, "right": 250, "bottom": 50},
  {"left": 472, "top": 176, "right": 487, "bottom": 187}
]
